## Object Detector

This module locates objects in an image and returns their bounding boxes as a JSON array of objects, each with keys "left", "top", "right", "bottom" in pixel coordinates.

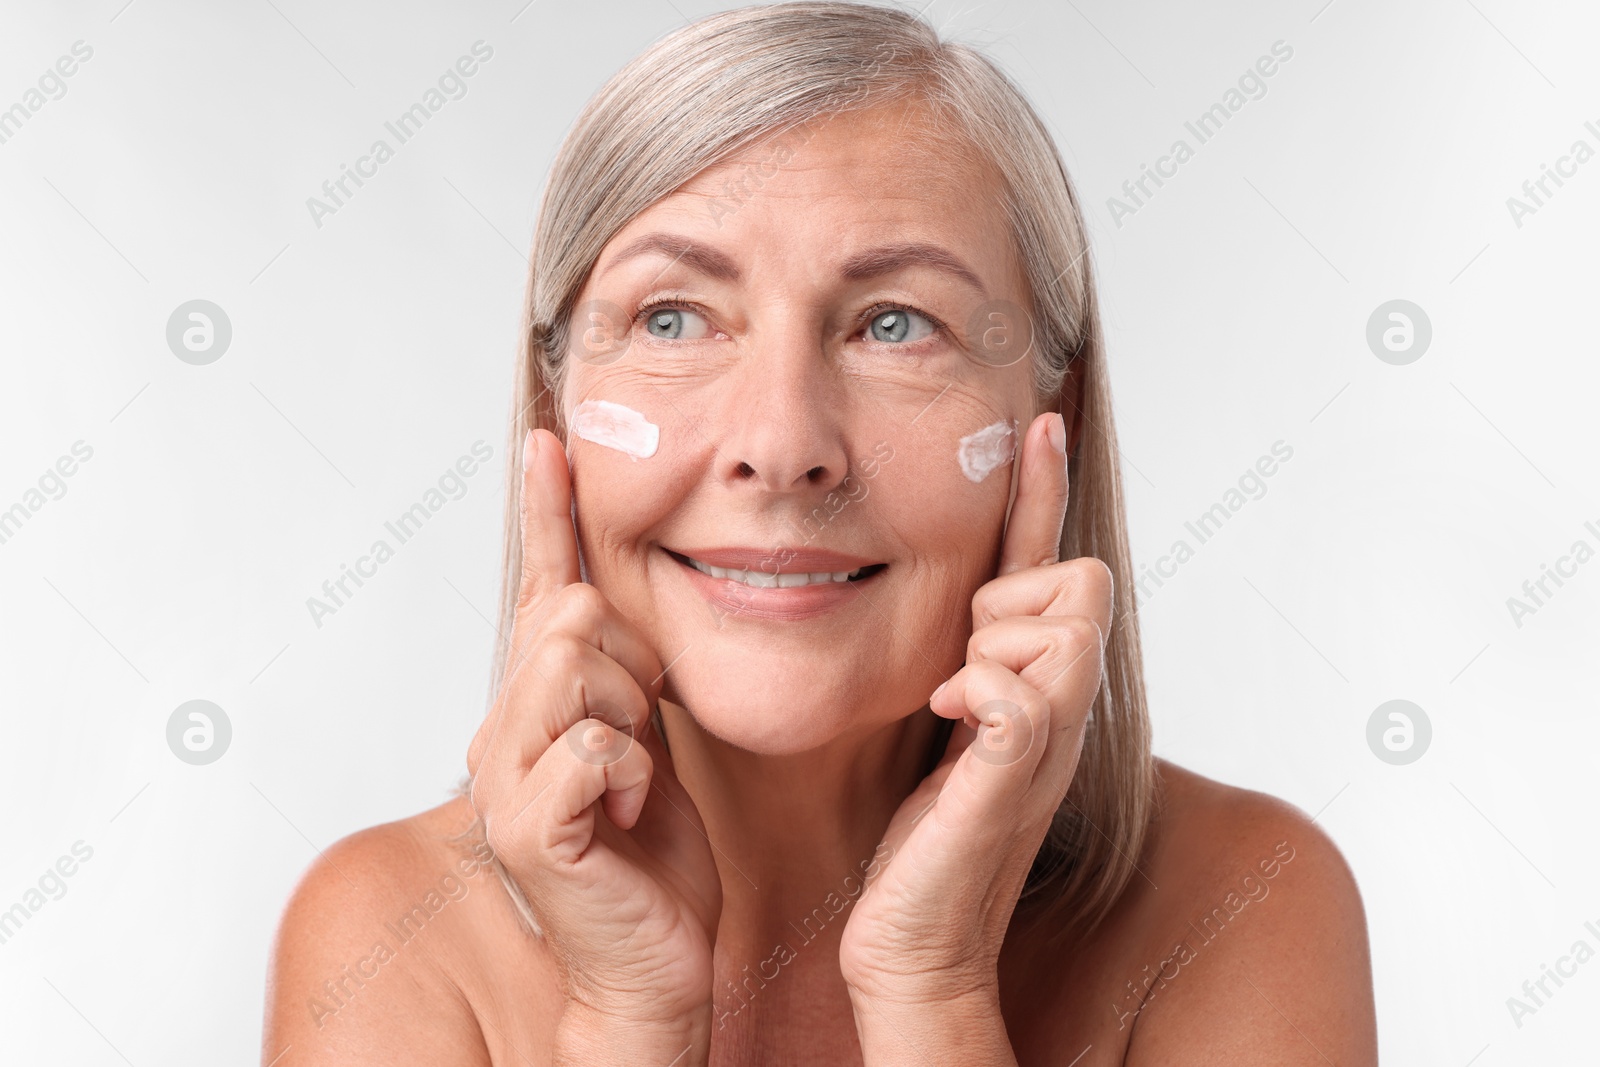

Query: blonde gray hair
[{"left": 467, "top": 0, "right": 1153, "bottom": 948}]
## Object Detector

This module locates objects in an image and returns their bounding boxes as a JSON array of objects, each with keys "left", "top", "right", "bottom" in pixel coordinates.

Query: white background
[{"left": 0, "top": 0, "right": 1595, "bottom": 1062}]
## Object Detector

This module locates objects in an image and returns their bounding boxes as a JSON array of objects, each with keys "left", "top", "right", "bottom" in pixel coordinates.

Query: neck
[{"left": 658, "top": 699, "right": 944, "bottom": 946}]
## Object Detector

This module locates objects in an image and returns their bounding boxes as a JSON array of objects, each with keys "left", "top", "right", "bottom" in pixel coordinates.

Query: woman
[{"left": 263, "top": 3, "right": 1377, "bottom": 1063}]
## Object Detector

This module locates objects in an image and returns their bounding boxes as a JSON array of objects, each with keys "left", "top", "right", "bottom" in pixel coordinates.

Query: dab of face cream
[
  {"left": 571, "top": 400, "right": 659, "bottom": 459},
  {"left": 958, "top": 419, "right": 1016, "bottom": 482}
]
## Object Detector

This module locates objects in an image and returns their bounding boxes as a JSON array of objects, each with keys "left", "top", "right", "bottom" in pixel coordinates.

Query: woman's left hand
[{"left": 838, "top": 410, "right": 1114, "bottom": 1021}]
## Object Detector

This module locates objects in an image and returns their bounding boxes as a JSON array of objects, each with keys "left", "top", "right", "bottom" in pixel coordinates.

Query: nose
[{"left": 713, "top": 323, "right": 851, "bottom": 496}]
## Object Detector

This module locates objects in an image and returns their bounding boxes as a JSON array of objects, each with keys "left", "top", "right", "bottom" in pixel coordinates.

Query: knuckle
[
  {"left": 532, "top": 632, "right": 587, "bottom": 678},
  {"left": 1021, "top": 691, "right": 1052, "bottom": 723},
  {"left": 966, "top": 620, "right": 1017, "bottom": 665},
  {"left": 973, "top": 658, "right": 1011, "bottom": 689},
  {"left": 1068, "top": 556, "right": 1114, "bottom": 602},
  {"left": 621, "top": 684, "right": 652, "bottom": 730},
  {"left": 1056, "top": 615, "right": 1103, "bottom": 661},
  {"left": 555, "top": 581, "right": 607, "bottom": 621},
  {"left": 563, "top": 716, "right": 638, "bottom": 768}
]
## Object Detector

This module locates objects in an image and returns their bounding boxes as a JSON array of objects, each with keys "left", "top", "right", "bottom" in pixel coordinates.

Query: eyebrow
[{"left": 598, "top": 233, "right": 989, "bottom": 296}]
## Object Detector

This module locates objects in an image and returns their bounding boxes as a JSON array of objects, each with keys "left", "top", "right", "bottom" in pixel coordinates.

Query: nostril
[
  {"left": 806, "top": 466, "right": 826, "bottom": 481},
  {"left": 737, "top": 461, "right": 756, "bottom": 478}
]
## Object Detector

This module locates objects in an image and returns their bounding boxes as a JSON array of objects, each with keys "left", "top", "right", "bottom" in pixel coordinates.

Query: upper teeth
[{"left": 684, "top": 556, "right": 862, "bottom": 587}]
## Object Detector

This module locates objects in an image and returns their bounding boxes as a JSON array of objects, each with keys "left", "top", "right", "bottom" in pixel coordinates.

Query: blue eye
[
  {"left": 644, "top": 308, "right": 683, "bottom": 338},
  {"left": 643, "top": 307, "right": 681, "bottom": 335},
  {"left": 867, "top": 306, "right": 937, "bottom": 344},
  {"left": 638, "top": 302, "right": 713, "bottom": 341}
]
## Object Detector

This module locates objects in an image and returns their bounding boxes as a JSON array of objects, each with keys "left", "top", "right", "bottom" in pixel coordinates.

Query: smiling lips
[{"left": 665, "top": 546, "right": 886, "bottom": 619}]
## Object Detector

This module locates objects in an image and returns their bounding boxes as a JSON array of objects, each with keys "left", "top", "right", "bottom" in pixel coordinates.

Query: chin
[
  {"left": 662, "top": 650, "right": 878, "bottom": 755},
  {"left": 659, "top": 620, "right": 962, "bottom": 755}
]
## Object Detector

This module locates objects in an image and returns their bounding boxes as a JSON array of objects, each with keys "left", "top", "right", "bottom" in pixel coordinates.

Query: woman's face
[{"left": 560, "top": 98, "right": 1042, "bottom": 754}]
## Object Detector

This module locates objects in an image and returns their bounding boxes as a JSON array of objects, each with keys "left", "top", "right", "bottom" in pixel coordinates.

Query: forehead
[
  {"left": 614, "top": 98, "right": 1026, "bottom": 295},
  {"left": 694, "top": 97, "right": 996, "bottom": 196}
]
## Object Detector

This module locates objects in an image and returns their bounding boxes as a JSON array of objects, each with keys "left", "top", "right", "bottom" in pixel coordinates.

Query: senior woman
[{"left": 263, "top": 3, "right": 1376, "bottom": 1063}]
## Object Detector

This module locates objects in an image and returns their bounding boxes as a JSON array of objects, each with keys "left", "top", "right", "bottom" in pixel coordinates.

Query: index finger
[
  {"left": 997, "top": 411, "right": 1069, "bottom": 575},
  {"left": 517, "top": 428, "right": 583, "bottom": 611}
]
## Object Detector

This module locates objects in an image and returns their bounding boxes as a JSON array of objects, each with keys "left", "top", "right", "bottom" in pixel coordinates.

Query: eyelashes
[
  {"left": 630, "top": 295, "right": 949, "bottom": 347},
  {"left": 860, "top": 301, "right": 948, "bottom": 344},
  {"left": 633, "top": 295, "right": 716, "bottom": 342},
  {"left": 633, "top": 293, "right": 705, "bottom": 321},
  {"left": 634, "top": 295, "right": 718, "bottom": 341}
]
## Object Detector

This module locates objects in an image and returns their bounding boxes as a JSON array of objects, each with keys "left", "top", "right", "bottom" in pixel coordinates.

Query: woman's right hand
[{"left": 467, "top": 428, "right": 722, "bottom": 1055}]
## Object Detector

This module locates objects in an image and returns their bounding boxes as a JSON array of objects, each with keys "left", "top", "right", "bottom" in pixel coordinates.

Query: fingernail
[
  {"left": 1047, "top": 412, "right": 1067, "bottom": 455},
  {"left": 931, "top": 680, "right": 947, "bottom": 703},
  {"left": 522, "top": 429, "right": 537, "bottom": 471}
]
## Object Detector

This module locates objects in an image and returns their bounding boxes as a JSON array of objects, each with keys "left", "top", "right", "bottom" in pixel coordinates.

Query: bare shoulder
[
  {"left": 1118, "top": 759, "right": 1378, "bottom": 1064},
  {"left": 261, "top": 794, "right": 551, "bottom": 1065}
]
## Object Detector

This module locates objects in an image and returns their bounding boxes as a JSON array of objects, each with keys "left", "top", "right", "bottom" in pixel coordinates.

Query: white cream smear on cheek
[
  {"left": 570, "top": 399, "right": 659, "bottom": 460},
  {"left": 958, "top": 419, "right": 1017, "bottom": 482}
]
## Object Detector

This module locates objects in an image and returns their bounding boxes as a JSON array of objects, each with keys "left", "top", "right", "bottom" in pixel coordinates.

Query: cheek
[
  {"left": 955, "top": 417, "right": 1018, "bottom": 484},
  {"left": 869, "top": 416, "right": 1015, "bottom": 574},
  {"left": 569, "top": 399, "right": 659, "bottom": 458},
  {"left": 885, "top": 396, "right": 1019, "bottom": 506},
  {"left": 862, "top": 463, "right": 1004, "bottom": 680},
  {"left": 565, "top": 398, "right": 697, "bottom": 574}
]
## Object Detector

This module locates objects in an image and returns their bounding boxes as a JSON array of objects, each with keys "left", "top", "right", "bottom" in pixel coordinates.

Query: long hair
[{"left": 464, "top": 0, "right": 1153, "bottom": 949}]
